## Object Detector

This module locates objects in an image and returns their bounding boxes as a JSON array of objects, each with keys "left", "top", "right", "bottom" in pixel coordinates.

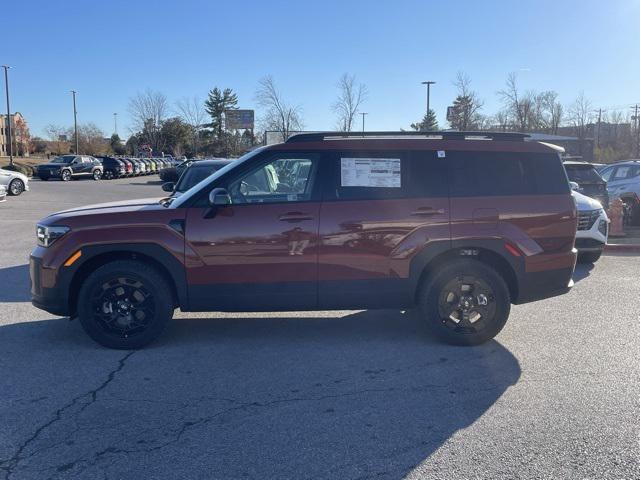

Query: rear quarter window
[{"left": 450, "top": 151, "right": 569, "bottom": 197}]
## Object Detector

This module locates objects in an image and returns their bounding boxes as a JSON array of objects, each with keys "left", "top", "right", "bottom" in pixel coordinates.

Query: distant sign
[
  {"left": 446, "top": 106, "right": 459, "bottom": 122},
  {"left": 225, "top": 109, "right": 254, "bottom": 130}
]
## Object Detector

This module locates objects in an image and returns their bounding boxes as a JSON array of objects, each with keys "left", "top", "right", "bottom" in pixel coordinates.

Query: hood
[
  {"left": 50, "top": 197, "right": 166, "bottom": 218},
  {"left": 0, "top": 168, "right": 28, "bottom": 181},
  {"left": 572, "top": 190, "right": 603, "bottom": 211},
  {"left": 38, "top": 162, "right": 69, "bottom": 169}
]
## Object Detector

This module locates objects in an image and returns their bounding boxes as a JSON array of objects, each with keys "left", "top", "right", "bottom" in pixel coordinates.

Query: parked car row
[{"left": 36, "top": 155, "right": 178, "bottom": 181}]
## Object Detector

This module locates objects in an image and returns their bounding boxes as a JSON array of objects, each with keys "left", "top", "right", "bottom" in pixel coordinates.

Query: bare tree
[
  {"left": 176, "top": 96, "right": 207, "bottom": 156},
  {"left": 449, "top": 72, "right": 484, "bottom": 131},
  {"left": 567, "top": 92, "right": 593, "bottom": 140},
  {"left": 44, "top": 124, "right": 70, "bottom": 154},
  {"left": 498, "top": 73, "right": 532, "bottom": 131},
  {"left": 332, "top": 73, "right": 368, "bottom": 131},
  {"left": 128, "top": 89, "right": 168, "bottom": 152},
  {"left": 255, "top": 76, "right": 303, "bottom": 142}
]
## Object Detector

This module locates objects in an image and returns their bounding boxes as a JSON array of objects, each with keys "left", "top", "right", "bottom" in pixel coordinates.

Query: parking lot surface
[{"left": 0, "top": 177, "right": 638, "bottom": 479}]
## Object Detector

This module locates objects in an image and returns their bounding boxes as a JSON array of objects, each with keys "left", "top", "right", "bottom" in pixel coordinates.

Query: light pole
[
  {"left": 71, "top": 90, "right": 79, "bottom": 154},
  {"left": 421, "top": 80, "right": 436, "bottom": 118},
  {"left": 2, "top": 65, "right": 13, "bottom": 167},
  {"left": 113, "top": 112, "right": 118, "bottom": 136},
  {"left": 360, "top": 112, "right": 368, "bottom": 134}
]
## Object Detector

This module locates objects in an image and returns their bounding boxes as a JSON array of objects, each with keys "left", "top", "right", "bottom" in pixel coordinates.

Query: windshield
[
  {"left": 50, "top": 156, "right": 75, "bottom": 164},
  {"left": 175, "top": 164, "right": 226, "bottom": 193},
  {"left": 169, "top": 148, "right": 264, "bottom": 208},
  {"left": 564, "top": 165, "right": 603, "bottom": 183}
]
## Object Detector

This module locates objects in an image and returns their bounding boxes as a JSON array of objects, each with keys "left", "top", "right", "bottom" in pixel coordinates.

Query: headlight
[{"left": 36, "top": 225, "right": 70, "bottom": 247}]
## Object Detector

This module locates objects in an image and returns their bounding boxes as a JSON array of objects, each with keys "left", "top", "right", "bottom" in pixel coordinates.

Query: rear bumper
[{"left": 514, "top": 248, "right": 577, "bottom": 304}]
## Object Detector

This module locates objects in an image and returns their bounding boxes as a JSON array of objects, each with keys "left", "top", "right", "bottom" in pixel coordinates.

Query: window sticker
[
  {"left": 437, "top": 150, "right": 446, "bottom": 158},
  {"left": 341, "top": 158, "right": 401, "bottom": 187}
]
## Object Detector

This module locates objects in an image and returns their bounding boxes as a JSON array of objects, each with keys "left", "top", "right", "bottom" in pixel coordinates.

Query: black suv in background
[
  {"left": 96, "top": 157, "right": 126, "bottom": 180},
  {"left": 563, "top": 160, "right": 609, "bottom": 207},
  {"left": 37, "top": 155, "right": 104, "bottom": 181}
]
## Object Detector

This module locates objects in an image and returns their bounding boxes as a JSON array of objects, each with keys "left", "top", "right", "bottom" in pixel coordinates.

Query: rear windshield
[{"left": 564, "top": 165, "right": 603, "bottom": 183}]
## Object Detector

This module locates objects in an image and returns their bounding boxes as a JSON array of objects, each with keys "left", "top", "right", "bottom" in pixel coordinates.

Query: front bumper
[
  {"left": 30, "top": 254, "right": 69, "bottom": 316},
  {"left": 575, "top": 210, "right": 609, "bottom": 252}
]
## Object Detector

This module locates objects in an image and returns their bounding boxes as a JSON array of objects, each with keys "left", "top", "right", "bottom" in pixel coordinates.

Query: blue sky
[{"left": 4, "top": 0, "right": 640, "bottom": 138}]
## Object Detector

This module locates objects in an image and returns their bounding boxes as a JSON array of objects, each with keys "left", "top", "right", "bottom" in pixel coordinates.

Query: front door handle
[
  {"left": 411, "top": 207, "right": 445, "bottom": 216},
  {"left": 279, "top": 212, "right": 314, "bottom": 222}
]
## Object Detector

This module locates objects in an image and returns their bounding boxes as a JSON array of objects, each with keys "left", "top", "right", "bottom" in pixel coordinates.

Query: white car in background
[
  {"left": 572, "top": 186, "right": 609, "bottom": 263},
  {"left": 0, "top": 168, "right": 29, "bottom": 196},
  {"left": 0, "top": 184, "right": 6, "bottom": 202}
]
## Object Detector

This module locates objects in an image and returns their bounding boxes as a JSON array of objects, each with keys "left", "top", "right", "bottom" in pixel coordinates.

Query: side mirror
[
  {"left": 569, "top": 181, "right": 580, "bottom": 191},
  {"left": 162, "top": 182, "right": 175, "bottom": 192},
  {"left": 209, "top": 187, "right": 231, "bottom": 206}
]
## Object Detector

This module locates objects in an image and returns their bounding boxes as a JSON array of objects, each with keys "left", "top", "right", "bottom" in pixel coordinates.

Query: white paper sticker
[
  {"left": 437, "top": 150, "right": 446, "bottom": 158},
  {"left": 341, "top": 158, "right": 401, "bottom": 187}
]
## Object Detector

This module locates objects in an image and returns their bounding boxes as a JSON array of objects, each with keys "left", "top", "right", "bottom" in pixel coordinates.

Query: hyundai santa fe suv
[{"left": 30, "top": 131, "right": 578, "bottom": 349}]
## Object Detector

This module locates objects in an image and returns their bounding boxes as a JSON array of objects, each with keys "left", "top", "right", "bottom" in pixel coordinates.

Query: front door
[{"left": 185, "top": 152, "right": 322, "bottom": 311}]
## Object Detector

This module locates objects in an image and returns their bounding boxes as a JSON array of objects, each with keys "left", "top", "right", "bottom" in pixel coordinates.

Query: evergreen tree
[
  {"left": 204, "top": 87, "right": 238, "bottom": 137},
  {"left": 411, "top": 109, "right": 439, "bottom": 131}
]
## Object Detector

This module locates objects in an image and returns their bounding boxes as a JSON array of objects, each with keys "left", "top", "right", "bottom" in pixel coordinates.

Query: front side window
[{"left": 228, "top": 154, "right": 318, "bottom": 204}]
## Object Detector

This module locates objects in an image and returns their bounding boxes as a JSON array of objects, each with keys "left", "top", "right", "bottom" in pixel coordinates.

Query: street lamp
[
  {"left": 421, "top": 80, "right": 436, "bottom": 116},
  {"left": 2, "top": 65, "right": 13, "bottom": 167},
  {"left": 71, "top": 90, "right": 79, "bottom": 154},
  {"left": 113, "top": 112, "right": 118, "bottom": 136}
]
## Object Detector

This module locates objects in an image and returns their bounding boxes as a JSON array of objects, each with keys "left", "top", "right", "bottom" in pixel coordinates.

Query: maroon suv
[{"left": 30, "top": 132, "right": 577, "bottom": 349}]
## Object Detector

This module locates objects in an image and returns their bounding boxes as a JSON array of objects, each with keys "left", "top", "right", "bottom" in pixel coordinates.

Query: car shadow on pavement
[
  {"left": 0, "top": 311, "right": 521, "bottom": 479},
  {"left": 0, "top": 264, "right": 30, "bottom": 302},
  {"left": 573, "top": 262, "right": 595, "bottom": 283}
]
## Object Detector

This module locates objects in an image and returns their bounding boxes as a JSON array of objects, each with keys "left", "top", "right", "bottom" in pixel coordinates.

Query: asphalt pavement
[{"left": 0, "top": 176, "right": 638, "bottom": 479}]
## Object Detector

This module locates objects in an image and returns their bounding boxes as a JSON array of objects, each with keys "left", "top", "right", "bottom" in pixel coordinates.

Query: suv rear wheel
[
  {"left": 77, "top": 260, "right": 174, "bottom": 349},
  {"left": 417, "top": 259, "right": 510, "bottom": 346},
  {"left": 92, "top": 169, "right": 102, "bottom": 181}
]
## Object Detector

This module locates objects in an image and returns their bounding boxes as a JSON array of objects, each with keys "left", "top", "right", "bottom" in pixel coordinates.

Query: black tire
[
  {"left": 417, "top": 259, "right": 511, "bottom": 346},
  {"left": 61, "top": 169, "right": 72, "bottom": 182},
  {"left": 92, "top": 169, "right": 102, "bottom": 181},
  {"left": 578, "top": 250, "right": 603, "bottom": 264},
  {"left": 103, "top": 170, "right": 114, "bottom": 180},
  {"left": 8, "top": 178, "right": 24, "bottom": 196},
  {"left": 77, "top": 260, "right": 174, "bottom": 349}
]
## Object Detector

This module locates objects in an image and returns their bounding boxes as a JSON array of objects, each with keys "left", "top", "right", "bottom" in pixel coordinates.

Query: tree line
[{"left": 30, "top": 71, "right": 636, "bottom": 162}]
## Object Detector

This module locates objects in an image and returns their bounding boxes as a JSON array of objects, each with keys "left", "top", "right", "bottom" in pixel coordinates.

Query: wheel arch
[
  {"left": 66, "top": 244, "right": 187, "bottom": 316},
  {"left": 410, "top": 242, "right": 521, "bottom": 304}
]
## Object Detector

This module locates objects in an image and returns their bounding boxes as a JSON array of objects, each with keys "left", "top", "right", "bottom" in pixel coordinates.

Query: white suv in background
[
  {"left": 599, "top": 160, "right": 640, "bottom": 224},
  {"left": 572, "top": 188, "right": 609, "bottom": 263}
]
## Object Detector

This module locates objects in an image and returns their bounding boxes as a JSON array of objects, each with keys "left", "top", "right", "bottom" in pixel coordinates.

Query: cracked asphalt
[{"left": 0, "top": 177, "right": 638, "bottom": 479}]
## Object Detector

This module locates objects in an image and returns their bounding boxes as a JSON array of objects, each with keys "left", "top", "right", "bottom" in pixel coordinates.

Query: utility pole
[
  {"left": 2, "top": 65, "right": 13, "bottom": 167},
  {"left": 421, "top": 80, "right": 436, "bottom": 117},
  {"left": 633, "top": 104, "right": 640, "bottom": 158},
  {"left": 596, "top": 108, "right": 602, "bottom": 149},
  {"left": 71, "top": 90, "right": 79, "bottom": 154},
  {"left": 113, "top": 112, "right": 118, "bottom": 136},
  {"left": 360, "top": 112, "right": 368, "bottom": 134}
]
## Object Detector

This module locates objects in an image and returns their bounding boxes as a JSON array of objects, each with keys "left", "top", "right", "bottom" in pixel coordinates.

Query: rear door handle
[
  {"left": 411, "top": 207, "right": 445, "bottom": 216},
  {"left": 278, "top": 212, "right": 314, "bottom": 222}
]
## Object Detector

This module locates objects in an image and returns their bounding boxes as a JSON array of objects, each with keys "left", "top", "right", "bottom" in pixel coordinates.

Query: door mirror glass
[
  {"left": 162, "top": 182, "right": 175, "bottom": 192},
  {"left": 569, "top": 181, "right": 580, "bottom": 191},
  {"left": 209, "top": 187, "right": 232, "bottom": 206}
]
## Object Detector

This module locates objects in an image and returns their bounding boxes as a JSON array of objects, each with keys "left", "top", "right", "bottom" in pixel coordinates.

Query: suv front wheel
[
  {"left": 77, "top": 260, "right": 174, "bottom": 349},
  {"left": 417, "top": 259, "right": 510, "bottom": 346},
  {"left": 61, "top": 169, "right": 72, "bottom": 181}
]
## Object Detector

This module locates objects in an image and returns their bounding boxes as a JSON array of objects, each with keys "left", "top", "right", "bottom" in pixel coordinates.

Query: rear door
[{"left": 318, "top": 150, "right": 450, "bottom": 309}]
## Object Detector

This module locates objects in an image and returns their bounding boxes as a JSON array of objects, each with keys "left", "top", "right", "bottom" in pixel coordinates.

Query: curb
[{"left": 604, "top": 243, "right": 640, "bottom": 254}]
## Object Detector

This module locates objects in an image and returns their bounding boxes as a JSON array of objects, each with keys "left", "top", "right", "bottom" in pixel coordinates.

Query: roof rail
[{"left": 285, "top": 131, "right": 530, "bottom": 143}]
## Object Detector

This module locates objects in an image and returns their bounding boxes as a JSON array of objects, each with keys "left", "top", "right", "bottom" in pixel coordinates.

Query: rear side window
[
  {"left": 449, "top": 152, "right": 569, "bottom": 197},
  {"left": 329, "top": 151, "right": 448, "bottom": 200}
]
